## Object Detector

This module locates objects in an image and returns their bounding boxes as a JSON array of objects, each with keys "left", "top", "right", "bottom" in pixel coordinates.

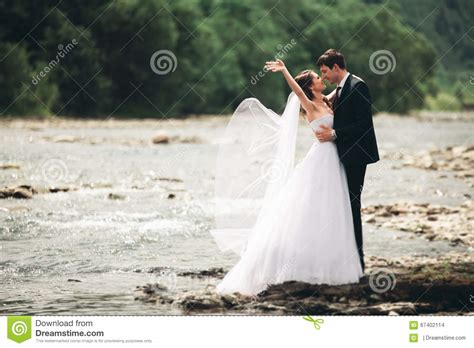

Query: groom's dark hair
[{"left": 316, "top": 49, "right": 346, "bottom": 69}]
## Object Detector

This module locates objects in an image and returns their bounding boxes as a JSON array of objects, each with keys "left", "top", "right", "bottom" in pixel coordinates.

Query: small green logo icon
[
  {"left": 409, "top": 321, "right": 418, "bottom": 330},
  {"left": 7, "top": 316, "right": 32, "bottom": 343},
  {"left": 409, "top": 333, "right": 418, "bottom": 343},
  {"left": 303, "top": 315, "right": 324, "bottom": 330}
]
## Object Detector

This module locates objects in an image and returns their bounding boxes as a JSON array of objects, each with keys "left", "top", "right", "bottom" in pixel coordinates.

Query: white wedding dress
[{"left": 211, "top": 93, "right": 363, "bottom": 296}]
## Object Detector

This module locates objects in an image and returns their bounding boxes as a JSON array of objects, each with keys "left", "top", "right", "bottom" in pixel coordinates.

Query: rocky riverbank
[
  {"left": 134, "top": 252, "right": 473, "bottom": 315},
  {"left": 362, "top": 201, "right": 473, "bottom": 247},
  {"left": 384, "top": 144, "right": 474, "bottom": 187}
]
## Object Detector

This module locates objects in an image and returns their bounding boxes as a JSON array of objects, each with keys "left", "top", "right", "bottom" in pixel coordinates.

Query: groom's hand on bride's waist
[{"left": 315, "top": 124, "right": 335, "bottom": 143}]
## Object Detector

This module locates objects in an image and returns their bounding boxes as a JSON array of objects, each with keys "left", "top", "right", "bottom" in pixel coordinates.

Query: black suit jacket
[{"left": 333, "top": 74, "right": 380, "bottom": 166}]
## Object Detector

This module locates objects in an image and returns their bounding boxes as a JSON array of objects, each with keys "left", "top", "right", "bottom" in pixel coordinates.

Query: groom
[{"left": 315, "top": 49, "right": 380, "bottom": 273}]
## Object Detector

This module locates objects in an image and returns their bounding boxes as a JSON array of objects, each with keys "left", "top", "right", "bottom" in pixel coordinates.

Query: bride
[{"left": 210, "top": 59, "right": 363, "bottom": 296}]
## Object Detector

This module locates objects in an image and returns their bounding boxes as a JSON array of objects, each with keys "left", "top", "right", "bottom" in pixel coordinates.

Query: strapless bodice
[{"left": 309, "top": 114, "right": 334, "bottom": 130}]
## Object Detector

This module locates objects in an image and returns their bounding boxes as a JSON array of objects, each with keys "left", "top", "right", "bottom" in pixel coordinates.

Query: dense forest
[{"left": 0, "top": 0, "right": 472, "bottom": 117}]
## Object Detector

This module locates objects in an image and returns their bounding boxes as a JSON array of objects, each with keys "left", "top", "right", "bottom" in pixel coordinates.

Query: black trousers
[{"left": 343, "top": 164, "right": 367, "bottom": 272}]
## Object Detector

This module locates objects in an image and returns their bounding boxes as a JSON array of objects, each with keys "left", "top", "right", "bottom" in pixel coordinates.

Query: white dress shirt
[{"left": 337, "top": 71, "right": 350, "bottom": 96}]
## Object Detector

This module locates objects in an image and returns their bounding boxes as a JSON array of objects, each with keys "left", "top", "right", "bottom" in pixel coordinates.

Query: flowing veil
[{"left": 210, "top": 92, "right": 301, "bottom": 256}]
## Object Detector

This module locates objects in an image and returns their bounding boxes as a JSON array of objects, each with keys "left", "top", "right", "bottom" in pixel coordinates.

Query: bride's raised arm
[{"left": 264, "top": 59, "right": 314, "bottom": 113}]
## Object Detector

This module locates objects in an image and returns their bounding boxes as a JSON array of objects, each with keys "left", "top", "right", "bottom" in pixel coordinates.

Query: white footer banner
[{"left": 0, "top": 316, "right": 471, "bottom": 347}]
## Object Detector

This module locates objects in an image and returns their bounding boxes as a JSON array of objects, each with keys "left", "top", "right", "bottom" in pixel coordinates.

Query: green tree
[{"left": 0, "top": 42, "right": 58, "bottom": 116}]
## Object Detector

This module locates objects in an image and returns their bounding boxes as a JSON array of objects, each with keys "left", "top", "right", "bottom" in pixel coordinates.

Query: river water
[{"left": 0, "top": 114, "right": 472, "bottom": 314}]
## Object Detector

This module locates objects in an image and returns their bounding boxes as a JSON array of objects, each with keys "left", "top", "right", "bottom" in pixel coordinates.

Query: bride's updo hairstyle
[
  {"left": 295, "top": 70, "right": 331, "bottom": 113},
  {"left": 295, "top": 70, "right": 314, "bottom": 101}
]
